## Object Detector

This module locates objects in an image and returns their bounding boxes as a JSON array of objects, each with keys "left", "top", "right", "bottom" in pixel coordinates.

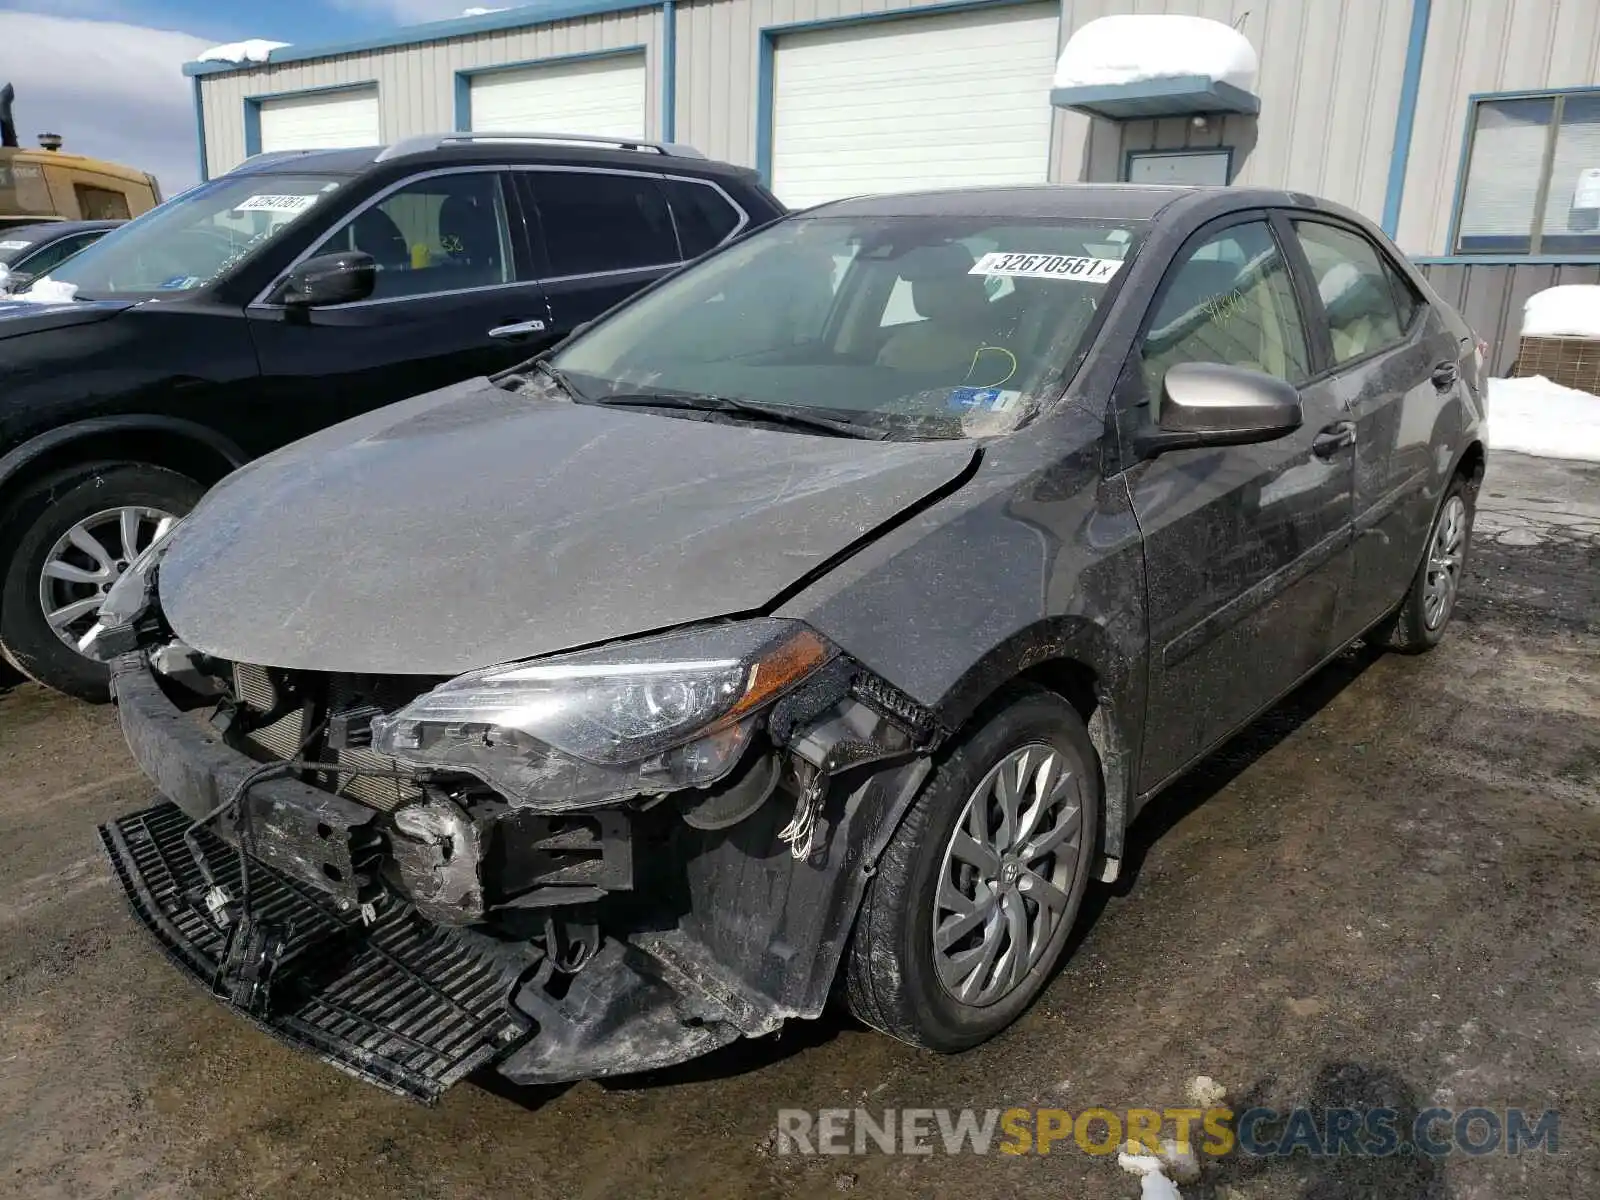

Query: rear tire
[
  {"left": 844, "top": 686, "right": 1099, "bottom": 1051},
  {"left": 0, "top": 463, "right": 203, "bottom": 701},
  {"left": 1374, "top": 475, "right": 1474, "bottom": 654}
]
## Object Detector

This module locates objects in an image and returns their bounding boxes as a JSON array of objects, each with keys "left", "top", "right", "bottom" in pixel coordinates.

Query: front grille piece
[
  {"left": 227, "top": 664, "right": 424, "bottom": 812},
  {"left": 99, "top": 801, "right": 536, "bottom": 1103}
]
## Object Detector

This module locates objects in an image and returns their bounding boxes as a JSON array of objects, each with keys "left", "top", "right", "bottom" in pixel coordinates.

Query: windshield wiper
[
  {"left": 595, "top": 392, "right": 888, "bottom": 440},
  {"left": 496, "top": 356, "right": 586, "bottom": 401}
]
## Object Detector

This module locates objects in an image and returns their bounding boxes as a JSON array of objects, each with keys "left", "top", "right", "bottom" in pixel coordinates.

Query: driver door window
[
  {"left": 318, "top": 171, "right": 519, "bottom": 302},
  {"left": 1139, "top": 220, "right": 1311, "bottom": 400}
]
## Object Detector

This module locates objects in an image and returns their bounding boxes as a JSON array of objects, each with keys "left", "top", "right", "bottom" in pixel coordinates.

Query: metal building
[{"left": 187, "top": 0, "right": 1600, "bottom": 365}]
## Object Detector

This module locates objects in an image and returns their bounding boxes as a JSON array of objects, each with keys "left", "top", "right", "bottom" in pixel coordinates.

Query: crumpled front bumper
[{"left": 99, "top": 656, "right": 839, "bottom": 1101}]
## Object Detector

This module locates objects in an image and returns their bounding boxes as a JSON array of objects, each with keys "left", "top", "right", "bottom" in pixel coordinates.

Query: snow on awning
[{"left": 1050, "top": 15, "right": 1260, "bottom": 120}]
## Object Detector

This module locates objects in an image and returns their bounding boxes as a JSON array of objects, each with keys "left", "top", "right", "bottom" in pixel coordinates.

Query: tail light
[{"left": 1473, "top": 337, "right": 1488, "bottom": 372}]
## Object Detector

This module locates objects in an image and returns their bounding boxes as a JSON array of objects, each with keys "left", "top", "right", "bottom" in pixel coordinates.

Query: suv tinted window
[
  {"left": 533, "top": 170, "right": 678, "bottom": 277},
  {"left": 17, "top": 232, "right": 100, "bottom": 276},
  {"left": 1292, "top": 221, "right": 1405, "bottom": 364},
  {"left": 320, "top": 171, "right": 517, "bottom": 301},
  {"left": 661, "top": 178, "right": 742, "bottom": 258},
  {"left": 1141, "top": 220, "right": 1310, "bottom": 395}
]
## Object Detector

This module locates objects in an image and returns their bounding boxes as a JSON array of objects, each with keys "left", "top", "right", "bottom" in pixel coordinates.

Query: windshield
[
  {"left": 40, "top": 173, "right": 348, "bottom": 298},
  {"left": 552, "top": 212, "right": 1143, "bottom": 438}
]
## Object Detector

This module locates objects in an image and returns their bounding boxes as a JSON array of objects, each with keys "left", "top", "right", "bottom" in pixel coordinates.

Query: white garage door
[
  {"left": 771, "top": 5, "right": 1059, "bottom": 208},
  {"left": 258, "top": 88, "right": 381, "bottom": 152},
  {"left": 469, "top": 55, "right": 647, "bottom": 139}
]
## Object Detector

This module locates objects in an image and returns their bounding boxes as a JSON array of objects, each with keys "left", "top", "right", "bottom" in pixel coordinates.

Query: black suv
[{"left": 0, "top": 132, "right": 783, "bottom": 700}]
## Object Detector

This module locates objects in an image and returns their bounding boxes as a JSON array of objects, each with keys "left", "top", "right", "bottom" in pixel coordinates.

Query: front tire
[
  {"left": 0, "top": 463, "right": 202, "bottom": 701},
  {"left": 844, "top": 686, "right": 1099, "bottom": 1051},
  {"left": 1375, "top": 475, "right": 1474, "bottom": 654}
]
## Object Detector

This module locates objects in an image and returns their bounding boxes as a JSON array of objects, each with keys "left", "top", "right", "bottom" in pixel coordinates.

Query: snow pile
[
  {"left": 195, "top": 39, "right": 289, "bottom": 65},
  {"left": 12, "top": 277, "right": 79, "bottom": 304},
  {"left": 1488, "top": 375, "right": 1600, "bottom": 462},
  {"left": 1113, "top": 1077, "right": 1228, "bottom": 1200},
  {"left": 1054, "top": 15, "right": 1258, "bottom": 91},
  {"left": 1522, "top": 285, "right": 1600, "bottom": 339}
]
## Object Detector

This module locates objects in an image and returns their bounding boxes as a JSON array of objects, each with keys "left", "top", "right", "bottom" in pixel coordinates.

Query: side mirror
[
  {"left": 1135, "top": 362, "right": 1303, "bottom": 459},
  {"left": 281, "top": 250, "right": 376, "bottom": 308}
]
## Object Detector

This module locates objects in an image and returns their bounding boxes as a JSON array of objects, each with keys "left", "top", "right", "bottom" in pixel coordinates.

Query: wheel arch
[
  {"left": 0, "top": 416, "right": 244, "bottom": 529},
  {"left": 928, "top": 616, "right": 1142, "bottom": 868}
]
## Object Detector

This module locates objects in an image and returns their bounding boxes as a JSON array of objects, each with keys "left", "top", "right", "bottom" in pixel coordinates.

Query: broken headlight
[
  {"left": 370, "top": 619, "right": 836, "bottom": 809},
  {"left": 78, "top": 517, "right": 186, "bottom": 662}
]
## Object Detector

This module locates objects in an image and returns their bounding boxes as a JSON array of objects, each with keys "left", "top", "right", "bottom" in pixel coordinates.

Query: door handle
[
  {"left": 1312, "top": 421, "right": 1356, "bottom": 458},
  {"left": 1431, "top": 360, "right": 1460, "bottom": 390},
  {"left": 488, "top": 319, "right": 547, "bottom": 340}
]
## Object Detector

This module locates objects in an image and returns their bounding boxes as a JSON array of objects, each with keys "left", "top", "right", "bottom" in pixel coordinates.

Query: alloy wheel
[
  {"left": 932, "top": 743, "right": 1084, "bottom": 1007},
  {"left": 1423, "top": 495, "right": 1467, "bottom": 630},
  {"left": 36, "top": 506, "right": 178, "bottom": 650}
]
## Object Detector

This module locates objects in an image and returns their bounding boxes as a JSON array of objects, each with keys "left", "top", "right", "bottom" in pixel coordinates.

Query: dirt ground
[{"left": 2, "top": 451, "right": 1596, "bottom": 1200}]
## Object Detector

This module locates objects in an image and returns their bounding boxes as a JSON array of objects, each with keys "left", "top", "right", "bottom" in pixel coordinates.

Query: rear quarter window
[{"left": 661, "top": 178, "right": 743, "bottom": 258}]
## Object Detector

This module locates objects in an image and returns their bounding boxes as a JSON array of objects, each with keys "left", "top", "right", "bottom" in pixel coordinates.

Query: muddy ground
[{"left": 2, "top": 451, "right": 1596, "bottom": 1200}]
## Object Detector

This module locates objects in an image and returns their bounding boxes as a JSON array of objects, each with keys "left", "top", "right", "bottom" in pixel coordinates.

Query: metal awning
[{"left": 1050, "top": 75, "right": 1261, "bottom": 121}]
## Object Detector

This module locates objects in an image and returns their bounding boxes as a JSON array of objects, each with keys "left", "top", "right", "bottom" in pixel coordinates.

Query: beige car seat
[{"left": 876, "top": 245, "right": 1000, "bottom": 378}]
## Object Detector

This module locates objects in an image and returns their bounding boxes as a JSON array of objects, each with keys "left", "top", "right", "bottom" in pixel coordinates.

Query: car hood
[
  {"left": 159, "top": 378, "right": 978, "bottom": 675},
  {"left": 0, "top": 297, "right": 133, "bottom": 340}
]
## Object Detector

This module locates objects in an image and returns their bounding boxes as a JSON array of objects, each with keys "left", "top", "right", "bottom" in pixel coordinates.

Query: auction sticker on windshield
[
  {"left": 969, "top": 253, "right": 1122, "bottom": 283},
  {"left": 234, "top": 194, "right": 320, "bottom": 215}
]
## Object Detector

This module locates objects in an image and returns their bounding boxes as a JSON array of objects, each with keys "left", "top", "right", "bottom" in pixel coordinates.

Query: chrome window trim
[{"left": 248, "top": 162, "right": 750, "bottom": 310}]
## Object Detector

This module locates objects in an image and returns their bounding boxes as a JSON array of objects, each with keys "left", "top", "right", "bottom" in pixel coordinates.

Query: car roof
[
  {"left": 229, "top": 138, "right": 760, "bottom": 185},
  {"left": 2, "top": 218, "right": 122, "bottom": 241},
  {"left": 803, "top": 183, "right": 1311, "bottom": 223}
]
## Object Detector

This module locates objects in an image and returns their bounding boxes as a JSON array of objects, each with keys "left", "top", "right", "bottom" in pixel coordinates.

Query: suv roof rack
[{"left": 375, "top": 131, "right": 707, "bottom": 162}]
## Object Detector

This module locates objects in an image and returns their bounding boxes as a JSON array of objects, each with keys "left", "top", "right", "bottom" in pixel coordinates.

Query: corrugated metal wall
[
  {"left": 1418, "top": 261, "right": 1600, "bottom": 375},
  {"left": 1396, "top": 0, "right": 1600, "bottom": 255},
  {"left": 673, "top": 0, "right": 1412, "bottom": 220},
  {"left": 1051, "top": 0, "right": 1412, "bottom": 226},
  {"left": 198, "top": 7, "right": 663, "bottom": 175}
]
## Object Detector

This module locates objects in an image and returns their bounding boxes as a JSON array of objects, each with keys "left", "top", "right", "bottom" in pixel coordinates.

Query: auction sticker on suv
[{"left": 969, "top": 252, "right": 1123, "bottom": 283}]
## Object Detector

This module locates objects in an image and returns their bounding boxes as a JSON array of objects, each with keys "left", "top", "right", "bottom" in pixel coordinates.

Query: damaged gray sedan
[{"left": 90, "top": 184, "right": 1484, "bottom": 1103}]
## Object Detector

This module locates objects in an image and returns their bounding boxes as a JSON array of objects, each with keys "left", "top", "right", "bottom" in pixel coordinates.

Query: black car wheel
[
  {"left": 844, "top": 685, "right": 1099, "bottom": 1051},
  {"left": 0, "top": 463, "right": 203, "bottom": 701},
  {"left": 1375, "top": 474, "right": 1475, "bottom": 654}
]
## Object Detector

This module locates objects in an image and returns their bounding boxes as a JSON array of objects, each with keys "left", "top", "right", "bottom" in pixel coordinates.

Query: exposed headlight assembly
[
  {"left": 370, "top": 619, "right": 836, "bottom": 810},
  {"left": 78, "top": 517, "right": 186, "bottom": 663}
]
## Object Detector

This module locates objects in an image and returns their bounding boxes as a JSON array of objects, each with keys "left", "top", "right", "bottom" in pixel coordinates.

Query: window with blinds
[{"left": 1454, "top": 92, "right": 1600, "bottom": 256}]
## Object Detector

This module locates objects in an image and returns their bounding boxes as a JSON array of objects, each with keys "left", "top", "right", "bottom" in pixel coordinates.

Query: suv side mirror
[
  {"left": 281, "top": 251, "right": 376, "bottom": 308},
  {"left": 1135, "top": 362, "right": 1303, "bottom": 460}
]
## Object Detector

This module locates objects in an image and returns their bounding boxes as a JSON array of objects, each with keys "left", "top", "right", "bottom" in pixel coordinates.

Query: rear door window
[
  {"left": 660, "top": 178, "right": 743, "bottom": 258},
  {"left": 530, "top": 170, "right": 679, "bottom": 277},
  {"left": 1291, "top": 221, "right": 1406, "bottom": 365}
]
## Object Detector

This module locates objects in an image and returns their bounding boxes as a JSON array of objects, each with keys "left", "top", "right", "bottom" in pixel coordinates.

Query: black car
[
  {"left": 92, "top": 184, "right": 1484, "bottom": 1103},
  {"left": 0, "top": 132, "right": 782, "bottom": 700},
  {"left": 0, "top": 219, "right": 121, "bottom": 292}
]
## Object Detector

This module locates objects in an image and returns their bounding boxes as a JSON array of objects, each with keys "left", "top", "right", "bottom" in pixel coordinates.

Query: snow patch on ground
[
  {"left": 1488, "top": 376, "right": 1600, "bottom": 463},
  {"left": 1522, "top": 285, "right": 1600, "bottom": 339},
  {"left": 1054, "top": 15, "right": 1258, "bottom": 90},
  {"left": 196, "top": 39, "right": 289, "bottom": 65}
]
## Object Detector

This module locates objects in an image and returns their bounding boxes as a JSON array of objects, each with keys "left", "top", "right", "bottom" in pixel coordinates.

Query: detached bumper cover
[{"left": 99, "top": 801, "right": 534, "bottom": 1103}]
